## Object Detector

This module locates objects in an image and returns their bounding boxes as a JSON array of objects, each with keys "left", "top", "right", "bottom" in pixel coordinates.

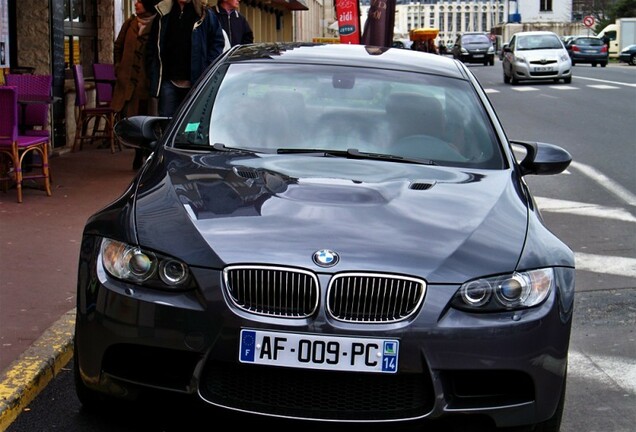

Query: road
[{"left": 3, "top": 60, "right": 636, "bottom": 432}]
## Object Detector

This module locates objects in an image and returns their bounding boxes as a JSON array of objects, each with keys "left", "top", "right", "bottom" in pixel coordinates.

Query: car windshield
[
  {"left": 462, "top": 34, "right": 490, "bottom": 44},
  {"left": 516, "top": 34, "right": 563, "bottom": 50},
  {"left": 174, "top": 63, "right": 504, "bottom": 169}
]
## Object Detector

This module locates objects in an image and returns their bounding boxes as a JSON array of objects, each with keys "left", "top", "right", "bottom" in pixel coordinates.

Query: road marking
[
  {"left": 574, "top": 75, "right": 636, "bottom": 87},
  {"left": 550, "top": 85, "right": 577, "bottom": 90},
  {"left": 574, "top": 252, "right": 636, "bottom": 278},
  {"left": 484, "top": 88, "right": 499, "bottom": 93},
  {"left": 535, "top": 196, "right": 636, "bottom": 223},
  {"left": 569, "top": 349, "right": 636, "bottom": 395},
  {"left": 587, "top": 84, "right": 621, "bottom": 89},
  {"left": 512, "top": 87, "right": 539, "bottom": 91},
  {"left": 569, "top": 161, "right": 636, "bottom": 207}
]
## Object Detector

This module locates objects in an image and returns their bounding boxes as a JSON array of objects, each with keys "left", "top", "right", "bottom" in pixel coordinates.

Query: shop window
[{"left": 64, "top": 0, "right": 98, "bottom": 74}]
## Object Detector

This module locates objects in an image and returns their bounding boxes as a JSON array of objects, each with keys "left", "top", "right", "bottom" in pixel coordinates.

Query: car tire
[
  {"left": 630, "top": 55, "right": 636, "bottom": 66},
  {"left": 564, "top": 76, "right": 572, "bottom": 84},
  {"left": 503, "top": 70, "right": 510, "bottom": 84},
  {"left": 511, "top": 74, "right": 519, "bottom": 85},
  {"left": 592, "top": 63, "right": 597, "bottom": 67},
  {"left": 601, "top": 62, "right": 607, "bottom": 67},
  {"left": 532, "top": 371, "right": 567, "bottom": 432},
  {"left": 571, "top": 60, "right": 576, "bottom": 66}
]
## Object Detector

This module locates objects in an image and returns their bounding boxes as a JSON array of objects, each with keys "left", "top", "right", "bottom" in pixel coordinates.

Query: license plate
[
  {"left": 473, "top": 54, "right": 484, "bottom": 58},
  {"left": 239, "top": 329, "right": 399, "bottom": 373},
  {"left": 534, "top": 66, "right": 553, "bottom": 72}
]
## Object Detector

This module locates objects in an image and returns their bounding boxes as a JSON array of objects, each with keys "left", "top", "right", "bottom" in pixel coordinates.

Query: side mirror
[
  {"left": 114, "top": 116, "right": 171, "bottom": 149},
  {"left": 503, "top": 44, "right": 511, "bottom": 52},
  {"left": 512, "top": 140, "right": 572, "bottom": 176}
]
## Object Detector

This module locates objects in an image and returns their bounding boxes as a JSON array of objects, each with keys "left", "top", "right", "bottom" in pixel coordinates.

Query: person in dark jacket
[
  {"left": 213, "top": 0, "right": 253, "bottom": 46},
  {"left": 147, "top": 0, "right": 226, "bottom": 117}
]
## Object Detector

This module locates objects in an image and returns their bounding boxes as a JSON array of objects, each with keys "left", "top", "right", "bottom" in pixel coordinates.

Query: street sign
[{"left": 583, "top": 15, "right": 595, "bottom": 28}]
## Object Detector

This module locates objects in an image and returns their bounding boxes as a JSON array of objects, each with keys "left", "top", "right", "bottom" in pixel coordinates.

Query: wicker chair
[
  {"left": 0, "top": 86, "right": 52, "bottom": 203},
  {"left": 72, "top": 64, "right": 120, "bottom": 153},
  {"left": 4, "top": 74, "right": 53, "bottom": 137}
]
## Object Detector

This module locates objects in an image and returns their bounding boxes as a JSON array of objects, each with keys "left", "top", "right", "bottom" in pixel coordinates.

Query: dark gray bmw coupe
[{"left": 75, "top": 42, "right": 575, "bottom": 431}]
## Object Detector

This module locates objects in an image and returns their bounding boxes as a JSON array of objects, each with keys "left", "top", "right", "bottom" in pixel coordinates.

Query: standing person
[
  {"left": 112, "top": 0, "right": 158, "bottom": 170},
  {"left": 602, "top": 34, "right": 611, "bottom": 50},
  {"left": 212, "top": 0, "right": 253, "bottom": 47},
  {"left": 147, "top": 0, "right": 226, "bottom": 117}
]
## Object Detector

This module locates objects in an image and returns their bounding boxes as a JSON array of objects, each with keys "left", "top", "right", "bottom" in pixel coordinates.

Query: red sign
[
  {"left": 336, "top": 0, "right": 361, "bottom": 44},
  {"left": 583, "top": 15, "right": 595, "bottom": 28}
]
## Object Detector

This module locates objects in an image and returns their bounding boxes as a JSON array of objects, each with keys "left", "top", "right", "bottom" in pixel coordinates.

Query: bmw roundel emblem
[{"left": 313, "top": 249, "right": 339, "bottom": 267}]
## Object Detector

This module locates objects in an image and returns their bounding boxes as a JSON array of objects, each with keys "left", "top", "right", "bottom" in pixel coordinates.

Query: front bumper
[
  {"left": 460, "top": 52, "right": 494, "bottom": 64},
  {"left": 511, "top": 59, "right": 571, "bottom": 81},
  {"left": 75, "top": 237, "right": 572, "bottom": 428}
]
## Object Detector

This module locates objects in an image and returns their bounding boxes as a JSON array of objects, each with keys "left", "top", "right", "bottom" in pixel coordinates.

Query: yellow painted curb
[{"left": 0, "top": 309, "right": 75, "bottom": 432}]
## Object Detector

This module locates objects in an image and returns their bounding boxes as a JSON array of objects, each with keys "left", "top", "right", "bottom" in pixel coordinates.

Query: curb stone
[{"left": 0, "top": 309, "right": 75, "bottom": 432}]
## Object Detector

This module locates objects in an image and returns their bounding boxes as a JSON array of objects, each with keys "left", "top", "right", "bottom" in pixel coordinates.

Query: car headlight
[
  {"left": 451, "top": 268, "right": 554, "bottom": 312},
  {"left": 560, "top": 53, "right": 570, "bottom": 62},
  {"left": 100, "top": 238, "right": 193, "bottom": 290},
  {"left": 488, "top": 46, "right": 494, "bottom": 54},
  {"left": 514, "top": 54, "right": 526, "bottom": 63},
  {"left": 461, "top": 47, "right": 468, "bottom": 54}
]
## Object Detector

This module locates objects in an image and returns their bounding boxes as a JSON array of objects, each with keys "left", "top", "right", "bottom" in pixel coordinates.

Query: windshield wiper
[{"left": 277, "top": 148, "right": 436, "bottom": 165}]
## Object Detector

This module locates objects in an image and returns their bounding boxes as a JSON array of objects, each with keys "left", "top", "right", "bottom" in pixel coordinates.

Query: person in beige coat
[{"left": 112, "top": 0, "right": 158, "bottom": 169}]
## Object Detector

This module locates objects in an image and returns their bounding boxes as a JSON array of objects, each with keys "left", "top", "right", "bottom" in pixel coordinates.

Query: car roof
[
  {"left": 514, "top": 31, "right": 559, "bottom": 36},
  {"left": 224, "top": 43, "right": 467, "bottom": 79}
]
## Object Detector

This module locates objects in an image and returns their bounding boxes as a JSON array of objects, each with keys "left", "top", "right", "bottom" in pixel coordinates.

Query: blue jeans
[{"left": 159, "top": 80, "right": 191, "bottom": 117}]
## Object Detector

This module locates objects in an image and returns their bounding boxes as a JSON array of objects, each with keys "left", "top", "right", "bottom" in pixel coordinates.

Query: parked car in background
[
  {"left": 392, "top": 38, "right": 413, "bottom": 50},
  {"left": 502, "top": 31, "right": 572, "bottom": 84},
  {"left": 75, "top": 42, "right": 575, "bottom": 432},
  {"left": 452, "top": 32, "right": 495, "bottom": 65},
  {"left": 618, "top": 44, "right": 636, "bottom": 65},
  {"left": 565, "top": 36, "right": 609, "bottom": 67}
]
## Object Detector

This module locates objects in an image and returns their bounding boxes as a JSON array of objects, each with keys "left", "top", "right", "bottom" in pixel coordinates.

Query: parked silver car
[{"left": 502, "top": 31, "right": 572, "bottom": 84}]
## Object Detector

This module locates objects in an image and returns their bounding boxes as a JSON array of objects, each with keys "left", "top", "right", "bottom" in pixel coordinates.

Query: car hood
[
  {"left": 517, "top": 48, "right": 567, "bottom": 61},
  {"left": 134, "top": 150, "right": 530, "bottom": 282}
]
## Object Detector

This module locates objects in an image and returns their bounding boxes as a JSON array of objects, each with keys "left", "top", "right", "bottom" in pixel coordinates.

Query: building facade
[{"left": 358, "top": 1, "right": 586, "bottom": 47}]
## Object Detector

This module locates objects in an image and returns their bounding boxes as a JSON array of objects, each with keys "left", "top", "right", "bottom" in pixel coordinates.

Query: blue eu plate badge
[{"left": 240, "top": 330, "right": 256, "bottom": 362}]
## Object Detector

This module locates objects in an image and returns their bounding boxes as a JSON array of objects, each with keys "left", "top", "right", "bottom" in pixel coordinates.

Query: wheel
[
  {"left": 630, "top": 54, "right": 636, "bottom": 66},
  {"left": 564, "top": 76, "right": 572, "bottom": 84},
  {"left": 601, "top": 62, "right": 607, "bottom": 67},
  {"left": 489, "top": 58, "right": 495, "bottom": 66},
  {"left": 511, "top": 74, "right": 519, "bottom": 85},
  {"left": 503, "top": 70, "right": 510, "bottom": 84},
  {"left": 571, "top": 60, "right": 576, "bottom": 66},
  {"left": 592, "top": 62, "right": 597, "bottom": 67}
]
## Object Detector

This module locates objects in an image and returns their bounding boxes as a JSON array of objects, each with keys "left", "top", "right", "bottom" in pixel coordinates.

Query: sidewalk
[{"left": 0, "top": 146, "right": 138, "bottom": 430}]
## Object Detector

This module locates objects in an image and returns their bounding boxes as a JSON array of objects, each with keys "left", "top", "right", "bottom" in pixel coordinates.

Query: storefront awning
[{"left": 271, "top": 0, "right": 309, "bottom": 11}]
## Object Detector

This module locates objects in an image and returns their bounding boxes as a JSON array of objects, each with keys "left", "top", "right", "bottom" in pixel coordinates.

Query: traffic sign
[{"left": 583, "top": 15, "right": 595, "bottom": 28}]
